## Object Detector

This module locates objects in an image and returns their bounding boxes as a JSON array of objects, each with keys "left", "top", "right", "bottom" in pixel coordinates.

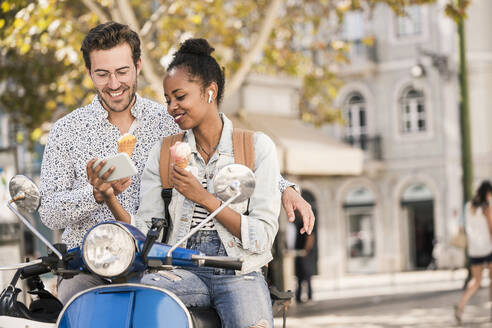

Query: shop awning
[{"left": 230, "top": 113, "right": 363, "bottom": 176}]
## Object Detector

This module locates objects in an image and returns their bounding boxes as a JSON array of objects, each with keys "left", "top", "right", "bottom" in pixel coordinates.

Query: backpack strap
[
  {"left": 159, "top": 129, "right": 255, "bottom": 188},
  {"left": 232, "top": 128, "right": 255, "bottom": 171},
  {"left": 159, "top": 132, "right": 185, "bottom": 188}
]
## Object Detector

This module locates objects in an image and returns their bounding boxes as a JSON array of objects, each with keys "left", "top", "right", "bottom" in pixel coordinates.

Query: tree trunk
[{"left": 224, "top": 0, "right": 284, "bottom": 100}]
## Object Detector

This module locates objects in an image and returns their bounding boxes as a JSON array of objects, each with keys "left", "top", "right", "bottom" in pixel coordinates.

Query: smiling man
[
  {"left": 89, "top": 43, "right": 138, "bottom": 113},
  {"left": 39, "top": 22, "right": 314, "bottom": 304}
]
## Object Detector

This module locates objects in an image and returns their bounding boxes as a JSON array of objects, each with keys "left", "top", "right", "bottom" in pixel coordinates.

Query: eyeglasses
[{"left": 91, "top": 68, "right": 132, "bottom": 85}]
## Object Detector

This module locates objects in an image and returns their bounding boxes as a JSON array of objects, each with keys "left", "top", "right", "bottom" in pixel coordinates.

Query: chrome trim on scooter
[
  {"left": 166, "top": 189, "right": 241, "bottom": 259},
  {"left": 81, "top": 222, "right": 138, "bottom": 279},
  {"left": 0, "top": 259, "right": 42, "bottom": 271},
  {"left": 107, "top": 221, "right": 140, "bottom": 250},
  {"left": 7, "top": 201, "right": 63, "bottom": 260}
]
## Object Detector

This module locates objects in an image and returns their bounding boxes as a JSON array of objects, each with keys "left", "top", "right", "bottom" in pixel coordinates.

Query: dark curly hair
[
  {"left": 167, "top": 38, "right": 225, "bottom": 105},
  {"left": 472, "top": 180, "right": 492, "bottom": 208},
  {"left": 81, "top": 22, "right": 141, "bottom": 70}
]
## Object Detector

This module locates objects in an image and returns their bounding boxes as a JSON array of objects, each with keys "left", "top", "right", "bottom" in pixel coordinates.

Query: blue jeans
[
  {"left": 140, "top": 230, "right": 272, "bottom": 328},
  {"left": 57, "top": 273, "right": 109, "bottom": 305}
]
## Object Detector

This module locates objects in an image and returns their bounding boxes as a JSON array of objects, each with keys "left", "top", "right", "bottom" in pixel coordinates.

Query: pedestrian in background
[
  {"left": 295, "top": 211, "right": 316, "bottom": 303},
  {"left": 455, "top": 180, "right": 492, "bottom": 324}
]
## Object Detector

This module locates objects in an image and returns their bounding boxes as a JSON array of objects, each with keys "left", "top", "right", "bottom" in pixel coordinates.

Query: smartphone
[{"left": 93, "top": 153, "right": 138, "bottom": 182}]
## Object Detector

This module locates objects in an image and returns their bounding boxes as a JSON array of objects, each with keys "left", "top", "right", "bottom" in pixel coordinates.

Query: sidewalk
[
  {"left": 287, "top": 269, "right": 488, "bottom": 316},
  {"left": 312, "top": 268, "right": 476, "bottom": 302}
]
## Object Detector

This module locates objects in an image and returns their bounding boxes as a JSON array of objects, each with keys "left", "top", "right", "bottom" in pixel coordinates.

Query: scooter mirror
[
  {"left": 9, "top": 175, "right": 41, "bottom": 213},
  {"left": 213, "top": 164, "right": 255, "bottom": 204}
]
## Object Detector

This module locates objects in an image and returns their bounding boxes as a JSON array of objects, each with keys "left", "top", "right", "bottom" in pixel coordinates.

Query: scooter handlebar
[
  {"left": 20, "top": 262, "right": 50, "bottom": 278},
  {"left": 191, "top": 255, "right": 243, "bottom": 271}
]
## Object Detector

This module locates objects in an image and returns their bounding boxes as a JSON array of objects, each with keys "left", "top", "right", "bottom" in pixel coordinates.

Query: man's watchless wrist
[{"left": 290, "top": 184, "right": 300, "bottom": 194}]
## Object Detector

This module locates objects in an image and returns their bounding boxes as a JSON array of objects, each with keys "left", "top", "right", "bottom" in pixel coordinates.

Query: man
[{"left": 39, "top": 22, "right": 314, "bottom": 304}]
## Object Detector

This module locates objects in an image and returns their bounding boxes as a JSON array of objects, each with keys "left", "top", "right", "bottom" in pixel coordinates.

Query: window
[
  {"left": 399, "top": 87, "right": 426, "bottom": 134},
  {"left": 395, "top": 6, "right": 422, "bottom": 38},
  {"left": 344, "top": 187, "right": 375, "bottom": 259},
  {"left": 343, "top": 92, "right": 367, "bottom": 148},
  {"left": 342, "top": 12, "right": 372, "bottom": 62},
  {"left": 347, "top": 213, "right": 375, "bottom": 258},
  {"left": 342, "top": 11, "right": 364, "bottom": 41}
]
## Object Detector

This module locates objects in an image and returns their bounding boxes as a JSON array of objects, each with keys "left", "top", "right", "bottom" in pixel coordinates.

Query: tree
[{"left": 0, "top": 0, "right": 437, "bottom": 135}]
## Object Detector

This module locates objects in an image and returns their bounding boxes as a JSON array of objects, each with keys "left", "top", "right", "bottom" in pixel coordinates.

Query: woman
[
  {"left": 455, "top": 181, "right": 492, "bottom": 324},
  {"left": 88, "top": 38, "right": 280, "bottom": 328}
]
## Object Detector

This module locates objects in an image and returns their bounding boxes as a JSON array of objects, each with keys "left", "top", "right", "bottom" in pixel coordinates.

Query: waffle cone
[
  {"left": 118, "top": 135, "right": 136, "bottom": 157},
  {"left": 174, "top": 155, "right": 191, "bottom": 168}
]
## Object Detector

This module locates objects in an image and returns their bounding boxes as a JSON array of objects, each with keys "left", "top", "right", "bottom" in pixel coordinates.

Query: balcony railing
[
  {"left": 346, "top": 39, "right": 378, "bottom": 64},
  {"left": 344, "top": 135, "right": 382, "bottom": 161}
]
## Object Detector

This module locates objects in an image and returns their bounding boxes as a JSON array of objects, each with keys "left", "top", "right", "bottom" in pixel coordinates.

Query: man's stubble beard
[{"left": 97, "top": 80, "right": 137, "bottom": 113}]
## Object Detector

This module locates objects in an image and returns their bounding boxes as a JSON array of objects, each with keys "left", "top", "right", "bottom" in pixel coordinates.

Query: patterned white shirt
[
  {"left": 39, "top": 94, "right": 293, "bottom": 249},
  {"left": 39, "top": 94, "right": 179, "bottom": 249}
]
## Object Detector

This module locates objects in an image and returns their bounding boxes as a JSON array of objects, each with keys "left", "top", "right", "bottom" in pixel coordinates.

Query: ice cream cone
[
  {"left": 175, "top": 155, "right": 191, "bottom": 168},
  {"left": 118, "top": 133, "right": 137, "bottom": 158},
  {"left": 170, "top": 141, "right": 191, "bottom": 169}
]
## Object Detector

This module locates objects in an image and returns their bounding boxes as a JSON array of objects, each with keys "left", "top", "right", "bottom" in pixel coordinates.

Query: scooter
[{"left": 0, "top": 164, "right": 293, "bottom": 328}]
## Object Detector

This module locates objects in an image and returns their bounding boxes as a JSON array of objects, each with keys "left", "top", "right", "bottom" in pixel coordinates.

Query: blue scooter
[{"left": 0, "top": 164, "right": 292, "bottom": 328}]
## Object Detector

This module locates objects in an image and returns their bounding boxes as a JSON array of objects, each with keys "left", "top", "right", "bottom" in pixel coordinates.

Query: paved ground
[{"left": 275, "top": 287, "right": 492, "bottom": 327}]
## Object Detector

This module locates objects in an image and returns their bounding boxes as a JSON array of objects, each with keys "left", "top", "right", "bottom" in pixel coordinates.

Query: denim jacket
[{"left": 134, "top": 113, "right": 281, "bottom": 274}]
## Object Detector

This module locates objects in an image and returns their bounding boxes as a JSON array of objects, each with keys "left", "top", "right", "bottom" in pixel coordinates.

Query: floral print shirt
[{"left": 39, "top": 94, "right": 293, "bottom": 249}]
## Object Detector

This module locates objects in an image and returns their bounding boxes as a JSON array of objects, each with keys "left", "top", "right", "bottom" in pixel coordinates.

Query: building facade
[{"left": 304, "top": 0, "right": 492, "bottom": 281}]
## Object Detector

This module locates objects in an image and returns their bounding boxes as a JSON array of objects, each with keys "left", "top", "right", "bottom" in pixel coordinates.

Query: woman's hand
[{"left": 170, "top": 164, "right": 209, "bottom": 205}]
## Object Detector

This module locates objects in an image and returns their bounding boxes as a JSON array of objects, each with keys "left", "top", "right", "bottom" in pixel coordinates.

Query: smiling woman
[{"left": 91, "top": 38, "right": 282, "bottom": 328}]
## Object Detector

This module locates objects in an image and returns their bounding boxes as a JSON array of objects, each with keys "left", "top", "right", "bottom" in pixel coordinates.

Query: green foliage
[
  {"left": 445, "top": 0, "right": 470, "bottom": 22},
  {"left": 0, "top": 0, "right": 92, "bottom": 133},
  {"left": 0, "top": 0, "right": 437, "bottom": 133}
]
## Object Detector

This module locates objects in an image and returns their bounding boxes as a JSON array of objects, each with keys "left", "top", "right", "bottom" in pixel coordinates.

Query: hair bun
[{"left": 178, "top": 38, "right": 214, "bottom": 56}]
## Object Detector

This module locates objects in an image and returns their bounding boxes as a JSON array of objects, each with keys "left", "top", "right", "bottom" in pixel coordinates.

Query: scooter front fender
[{"left": 57, "top": 283, "right": 193, "bottom": 328}]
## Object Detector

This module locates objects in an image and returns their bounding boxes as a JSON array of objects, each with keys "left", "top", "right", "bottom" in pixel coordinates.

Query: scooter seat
[{"left": 188, "top": 306, "right": 221, "bottom": 328}]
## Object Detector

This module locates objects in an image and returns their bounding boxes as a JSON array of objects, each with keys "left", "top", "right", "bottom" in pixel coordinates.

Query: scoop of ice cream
[
  {"left": 118, "top": 133, "right": 137, "bottom": 158},
  {"left": 170, "top": 141, "right": 191, "bottom": 168},
  {"left": 118, "top": 133, "right": 136, "bottom": 143}
]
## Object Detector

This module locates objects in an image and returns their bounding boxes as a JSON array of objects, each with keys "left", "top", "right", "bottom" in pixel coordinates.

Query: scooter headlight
[{"left": 82, "top": 223, "right": 135, "bottom": 278}]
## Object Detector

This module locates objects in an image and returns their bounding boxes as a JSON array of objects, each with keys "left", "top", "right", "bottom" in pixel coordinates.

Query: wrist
[
  {"left": 290, "top": 185, "right": 300, "bottom": 194},
  {"left": 203, "top": 194, "right": 222, "bottom": 213},
  {"left": 102, "top": 191, "right": 117, "bottom": 202}
]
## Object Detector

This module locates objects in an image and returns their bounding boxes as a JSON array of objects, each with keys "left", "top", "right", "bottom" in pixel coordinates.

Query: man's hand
[
  {"left": 91, "top": 178, "right": 130, "bottom": 204},
  {"left": 87, "top": 159, "right": 132, "bottom": 204},
  {"left": 87, "top": 158, "right": 116, "bottom": 202},
  {"left": 112, "top": 177, "right": 132, "bottom": 196},
  {"left": 282, "top": 187, "right": 315, "bottom": 235},
  {"left": 92, "top": 189, "right": 105, "bottom": 204}
]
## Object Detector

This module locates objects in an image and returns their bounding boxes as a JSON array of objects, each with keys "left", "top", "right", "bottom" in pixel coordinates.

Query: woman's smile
[{"left": 173, "top": 112, "right": 185, "bottom": 123}]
